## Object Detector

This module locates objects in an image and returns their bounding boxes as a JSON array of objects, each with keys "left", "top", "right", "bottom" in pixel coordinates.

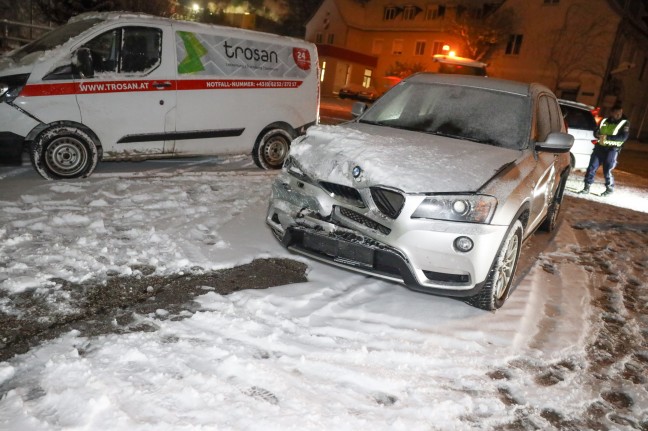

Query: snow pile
[{"left": 1, "top": 156, "right": 647, "bottom": 429}]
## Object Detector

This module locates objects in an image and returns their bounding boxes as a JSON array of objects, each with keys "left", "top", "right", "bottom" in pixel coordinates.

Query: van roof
[
  {"left": 432, "top": 54, "right": 487, "bottom": 68},
  {"left": 68, "top": 11, "right": 311, "bottom": 45}
]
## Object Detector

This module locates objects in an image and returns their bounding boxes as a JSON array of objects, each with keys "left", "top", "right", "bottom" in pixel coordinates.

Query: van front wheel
[
  {"left": 30, "top": 126, "right": 99, "bottom": 180},
  {"left": 253, "top": 127, "right": 294, "bottom": 170}
]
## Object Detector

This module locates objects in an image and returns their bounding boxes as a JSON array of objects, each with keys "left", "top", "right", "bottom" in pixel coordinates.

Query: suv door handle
[{"left": 153, "top": 81, "right": 172, "bottom": 89}]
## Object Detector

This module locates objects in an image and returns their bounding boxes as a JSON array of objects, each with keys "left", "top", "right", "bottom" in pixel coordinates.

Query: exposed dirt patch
[{"left": 0, "top": 258, "right": 307, "bottom": 362}]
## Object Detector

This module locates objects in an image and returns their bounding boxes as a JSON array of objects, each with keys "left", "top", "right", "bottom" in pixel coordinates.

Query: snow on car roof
[{"left": 405, "top": 73, "right": 535, "bottom": 96}]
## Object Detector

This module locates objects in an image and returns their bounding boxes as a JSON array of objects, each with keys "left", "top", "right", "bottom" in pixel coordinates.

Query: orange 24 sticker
[{"left": 293, "top": 48, "right": 311, "bottom": 71}]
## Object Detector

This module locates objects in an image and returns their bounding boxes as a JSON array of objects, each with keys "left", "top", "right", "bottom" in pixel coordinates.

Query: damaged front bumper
[{"left": 266, "top": 172, "right": 509, "bottom": 298}]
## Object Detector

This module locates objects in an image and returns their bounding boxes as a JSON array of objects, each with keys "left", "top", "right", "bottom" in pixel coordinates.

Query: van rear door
[{"left": 75, "top": 23, "right": 177, "bottom": 157}]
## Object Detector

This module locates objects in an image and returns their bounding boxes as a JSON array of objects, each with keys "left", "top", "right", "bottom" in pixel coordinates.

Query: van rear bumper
[{"left": 0, "top": 132, "right": 25, "bottom": 165}]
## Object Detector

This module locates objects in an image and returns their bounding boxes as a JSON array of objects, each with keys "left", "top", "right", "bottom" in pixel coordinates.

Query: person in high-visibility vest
[{"left": 579, "top": 105, "right": 630, "bottom": 196}]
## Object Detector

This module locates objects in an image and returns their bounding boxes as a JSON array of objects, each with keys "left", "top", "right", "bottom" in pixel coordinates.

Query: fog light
[{"left": 454, "top": 236, "right": 473, "bottom": 252}]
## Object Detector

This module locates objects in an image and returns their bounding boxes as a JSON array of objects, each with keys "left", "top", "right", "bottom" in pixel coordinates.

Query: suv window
[{"left": 560, "top": 104, "right": 597, "bottom": 131}]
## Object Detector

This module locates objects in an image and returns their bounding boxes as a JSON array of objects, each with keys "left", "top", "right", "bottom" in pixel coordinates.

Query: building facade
[{"left": 306, "top": 0, "right": 648, "bottom": 139}]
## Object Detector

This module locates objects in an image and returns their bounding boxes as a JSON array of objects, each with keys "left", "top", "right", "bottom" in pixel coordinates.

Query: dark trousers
[{"left": 584, "top": 145, "right": 619, "bottom": 188}]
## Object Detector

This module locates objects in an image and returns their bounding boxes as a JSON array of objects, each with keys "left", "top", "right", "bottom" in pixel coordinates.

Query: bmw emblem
[{"left": 352, "top": 165, "right": 363, "bottom": 179}]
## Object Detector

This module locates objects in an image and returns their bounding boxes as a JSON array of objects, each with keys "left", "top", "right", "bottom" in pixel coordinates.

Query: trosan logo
[
  {"left": 223, "top": 41, "right": 278, "bottom": 63},
  {"left": 293, "top": 48, "right": 311, "bottom": 71}
]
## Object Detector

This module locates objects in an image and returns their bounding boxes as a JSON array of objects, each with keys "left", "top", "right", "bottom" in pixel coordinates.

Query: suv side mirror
[
  {"left": 74, "top": 48, "right": 94, "bottom": 78},
  {"left": 351, "top": 101, "right": 368, "bottom": 118},
  {"left": 536, "top": 132, "right": 574, "bottom": 153}
]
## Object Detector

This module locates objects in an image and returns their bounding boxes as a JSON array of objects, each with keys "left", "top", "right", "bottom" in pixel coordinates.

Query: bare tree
[
  {"left": 544, "top": 2, "right": 616, "bottom": 93},
  {"left": 449, "top": 6, "right": 515, "bottom": 61}
]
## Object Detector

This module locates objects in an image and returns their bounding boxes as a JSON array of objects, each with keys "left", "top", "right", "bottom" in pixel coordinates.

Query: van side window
[
  {"left": 83, "top": 26, "right": 162, "bottom": 75},
  {"left": 121, "top": 27, "right": 162, "bottom": 73},
  {"left": 84, "top": 30, "right": 119, "bottom": 73}
]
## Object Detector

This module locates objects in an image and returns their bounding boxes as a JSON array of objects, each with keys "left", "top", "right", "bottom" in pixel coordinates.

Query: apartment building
[{"left": 306, "top": 0, "right": 648, "bottom": 138}]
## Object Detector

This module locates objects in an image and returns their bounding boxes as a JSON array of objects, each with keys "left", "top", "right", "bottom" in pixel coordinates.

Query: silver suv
[{"left": 266, "top": 74, "right": 573, "bottom": 310}]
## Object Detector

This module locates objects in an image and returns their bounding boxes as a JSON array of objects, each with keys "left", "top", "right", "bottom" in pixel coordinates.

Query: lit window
[
  {"left": 363, "top": 69, "right": 372, "bottom": 88},
  {"left": 432, "top": 41, "right": 447, "bottom": 55},
  {"left": 505, "top": 34, "right": 523, "bottom": 55},
  {"left": 415, "top": 41, "right": 426, "bottom": 56},
  {"left": 320, "top": 61, "right": 326, "bottom": 82},
  {"left": 384, "top": 6, "right": 398, "bottom": 20},
  {"left": 392, "top": 39, "right": 404, "bottom": 55}
]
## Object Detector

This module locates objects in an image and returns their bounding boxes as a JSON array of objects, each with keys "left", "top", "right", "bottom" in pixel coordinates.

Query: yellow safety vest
[{"left": 599, "top": 118, "right": 628, "bottom": 147}]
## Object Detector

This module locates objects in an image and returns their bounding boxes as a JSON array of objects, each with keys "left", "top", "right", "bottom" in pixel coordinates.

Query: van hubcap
[
  {"left": 264, "top": 135, "right": 289, "bottom": 165},
  {"left": 45, "top": 136, "right": 88, "bottom": 177}
]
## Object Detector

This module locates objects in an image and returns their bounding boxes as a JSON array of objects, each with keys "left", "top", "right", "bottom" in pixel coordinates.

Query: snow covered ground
[{"left": 0, "top": 155, "right": 647, "bottom": 430}]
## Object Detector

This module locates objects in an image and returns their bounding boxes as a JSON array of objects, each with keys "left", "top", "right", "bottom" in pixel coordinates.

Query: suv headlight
[{"left": 411, "top": 194, "right": 497, "bottom": 224}]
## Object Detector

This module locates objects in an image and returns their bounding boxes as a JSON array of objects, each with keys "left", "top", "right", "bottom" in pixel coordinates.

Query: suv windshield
[
  {"left": 9, "top": 19, "right": 103, "bottom": 63},
  {"left": 359, "top": 82, "right": 531, "bottom": 150}
]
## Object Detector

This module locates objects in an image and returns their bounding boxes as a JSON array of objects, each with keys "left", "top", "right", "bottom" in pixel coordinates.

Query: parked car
[
  {"left": 266, "top": 74, "right": 573, "bottom": 311},
  {"left": 338, "top": 83, "right": 379, "bottom": 103},
  {"left": 558, "top": 99, "right": 598, "bottom": 170}
]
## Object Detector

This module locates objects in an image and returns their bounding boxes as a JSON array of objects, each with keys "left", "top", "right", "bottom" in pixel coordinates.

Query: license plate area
[{"left": 303, "top": 232, "right": 374, "bottom": 268}]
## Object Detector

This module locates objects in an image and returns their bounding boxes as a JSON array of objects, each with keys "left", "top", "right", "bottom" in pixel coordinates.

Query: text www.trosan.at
[{"left": 78, "top": 82, "right": 151, "bottom": 92}]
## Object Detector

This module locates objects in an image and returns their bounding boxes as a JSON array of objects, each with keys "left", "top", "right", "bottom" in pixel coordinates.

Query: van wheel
[
  {"left": 465, "top": 220, "right": 523, "bottom": 311},
  {"left": 253, "top": 127, "right": 294, "bottom": 170},
  {"left": 30, "top": 125, "right": 99, "bottom": 180}
]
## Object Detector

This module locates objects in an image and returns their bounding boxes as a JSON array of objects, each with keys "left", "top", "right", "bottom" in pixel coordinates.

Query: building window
[
  {"left": 392, "top": 39, "right": 404, "bottom": 55},
  {"left": 315, "top": 33, "right": 323, "bottom": 44},
  {"left": 327, "top": 33, "right": 334, "bottom": 44},
  {"left": 372, "top": 39, "right": 384, "bottom": 55},
  {"left": 505, "top": 34, "right": 523, "bottom": 55},
  {"left": 384, "top": 6, "right": 398, "bottom": 20},
  {"left": 363, "top": 69, "right": 372, "bottom": 88},
  {"left": 543, "top": 0, "right": 559, "bottom": 3},
  {"left": 426, "top": 4, "right": 446, "bottom": 20},
  {"left": 345, "top": 65, "right": 352, "bottom": 86},
  {"left": 403, "top": 5, "right": 418, "bottom": 20},
  {"left": 432, "top": 41, "right": 447, "bottom": 55},
  {"left": 320, "top": 61, "right": 326, "bottom": 82},
  {"left": 415, "top": 40, "right": 426, "bottom": 56}
]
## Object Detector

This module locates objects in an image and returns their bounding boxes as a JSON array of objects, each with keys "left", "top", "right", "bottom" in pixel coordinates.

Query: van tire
[
  {"left": 253, "top": 127, "right": 294, "bottom": 170},
  {"left": 30, "top": 125, "right": 99, "bottom": 180}
]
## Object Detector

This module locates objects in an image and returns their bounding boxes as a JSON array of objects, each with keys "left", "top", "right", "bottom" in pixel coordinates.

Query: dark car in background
[{"left": 338, "top": 83, "right": 379, "bottom": 103}]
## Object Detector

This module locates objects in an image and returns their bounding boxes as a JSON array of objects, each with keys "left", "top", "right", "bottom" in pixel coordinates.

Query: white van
[{"left": 0, "top": 12, "right": 319, "bottom": 179}]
